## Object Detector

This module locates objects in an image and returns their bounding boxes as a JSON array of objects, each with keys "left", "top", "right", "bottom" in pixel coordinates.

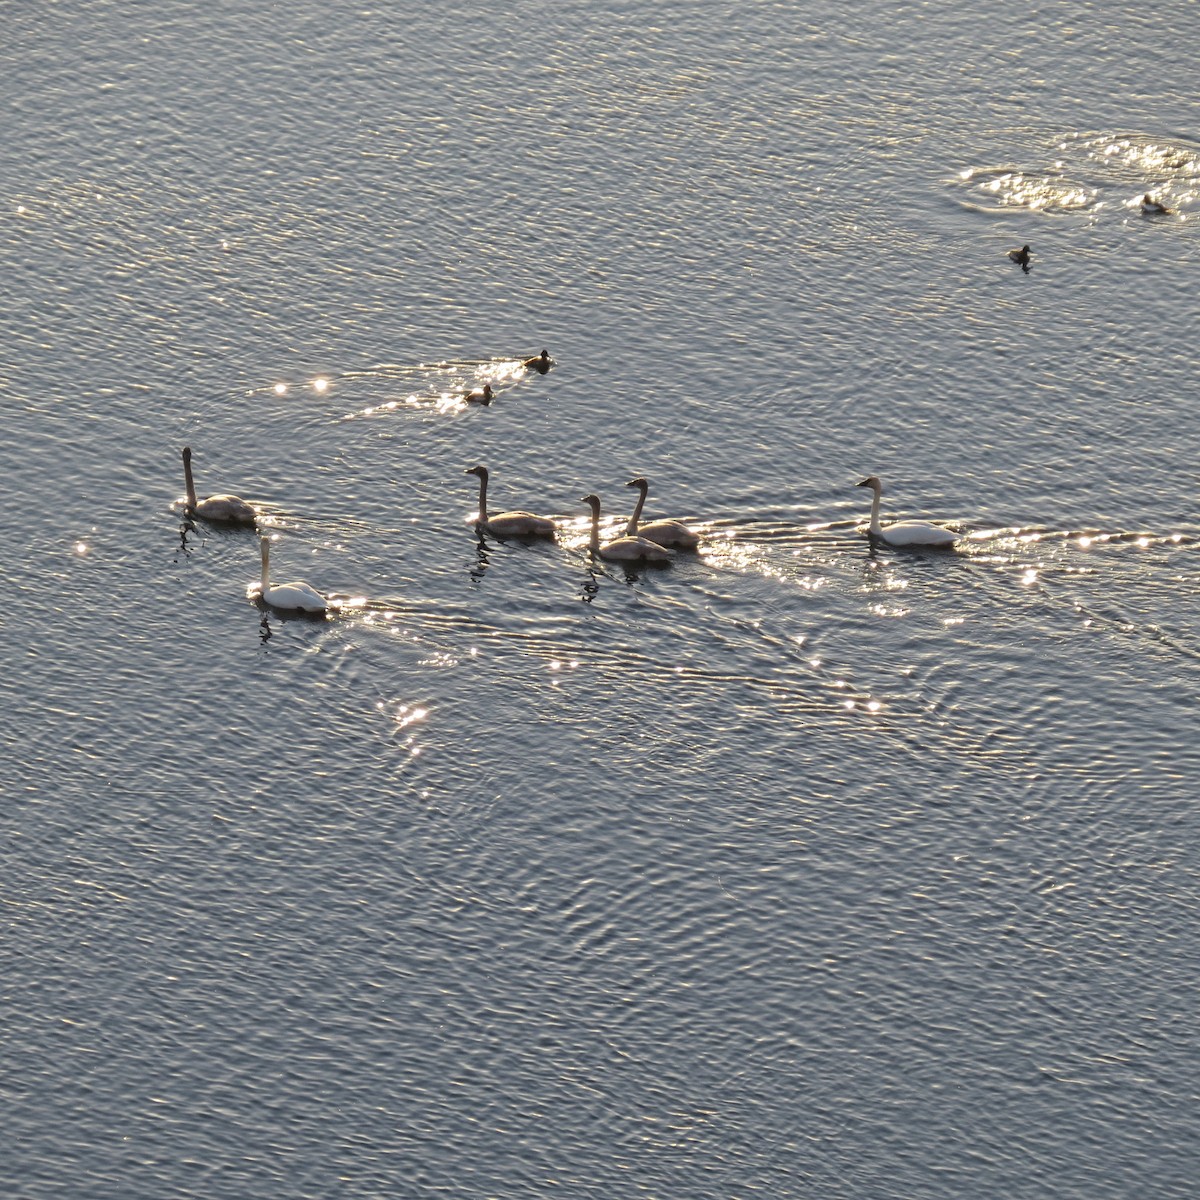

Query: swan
[
  {"left": 582, "top": 494, "right": 673, "bottom": 563},
  {"left": 181, "top": 446, "right": 257, "bottom": 523},
  {"left": 856, "top": 476, "right": 959, "bottom": 548},
  {"left": 1007, "top": 244, "right": 1031, "bottom": 270},
  {"left": 624, "top": 477, "right": 701, "bottom": 549},
  {"left": 465, "top": 465, "right": 557, "bottom": 538},
  {"left": 1141, "top": 194, "right": 1173, "bottom": 215},
  {"left": 522, "top": 349, "right": 552, "bottom": 374},
  {"left": 248, "top": 536, "right": 328, "bottom": 612},
  {"left": 464, "top": 383, "right": 494, "bottom": 404}
]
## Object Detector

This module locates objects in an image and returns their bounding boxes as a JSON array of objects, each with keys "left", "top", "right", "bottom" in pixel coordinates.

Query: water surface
[{"left": 2, "top": 2, "right": 1198, "bottom": 1197}]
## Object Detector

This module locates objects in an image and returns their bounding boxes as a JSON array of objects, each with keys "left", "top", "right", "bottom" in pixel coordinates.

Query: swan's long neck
[
  {"left": 587, "top": 501, "right": 601, "bottom": 554},
  {"left": 625, "top": 482, "right": 647, "bottom": 537},
  {"left": 182, "top": 451, "right": 198, "bottom": 509},
  {"left": 867, "top": 483, "right": 883, "bottom": 534},
  {"left": 475, "top": 473, "right": 489, "bottom": 524},
  {"left": 260, "top": 538, "right": 271, "bottom": 592}
]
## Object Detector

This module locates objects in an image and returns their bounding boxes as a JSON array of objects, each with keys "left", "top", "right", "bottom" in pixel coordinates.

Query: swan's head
[
  {"left": 856, "top": 476, "right": 882, "bottom": 490},
  {"left": 580, "top": 493, "right": 601, "bottom": 515},
  {"left": 465, "top": 465, "right": 488, "bottom": 481},
  {"left": 182, "top": 446, "right": 193, "bottom": 464},
  {"left": 625, "top": 477, "right": 648, "bottom": 490}
]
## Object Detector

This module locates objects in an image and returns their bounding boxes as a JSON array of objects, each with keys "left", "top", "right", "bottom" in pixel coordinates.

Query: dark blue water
[{"left": 3, "top": 2, "right": 1198, "bottom": 1197}]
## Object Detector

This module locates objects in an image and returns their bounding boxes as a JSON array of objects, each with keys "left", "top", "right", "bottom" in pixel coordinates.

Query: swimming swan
[
  {"left": 624, "top": 477, "right": 700, "bottom": 549},
  {"left": 856, "top": 476, "right": 959, "bottom": 548},
  {"left": 248, "top": 536, "right": 328, "bottom": 612},
  {"left": 182, "top": 446, "right": 257, "bottom": 524},
  {"left": 582, "top": 494, "right": 673, "bottom": 563},
  {"left": 522, "top": 349, "right": 552, "bottom": 374},
  {"left": 465, "top": 465, "right": 557, "bottom": 538},
  {"left": 1141, "top": 194, "right": 1173, "bottom": 215}
]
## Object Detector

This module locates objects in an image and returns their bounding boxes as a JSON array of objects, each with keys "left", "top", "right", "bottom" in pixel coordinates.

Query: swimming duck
[
  {"left": 522, "top": 349, "right": 552, "bottom": 374},
  {"left": 464, "top": 383, "right": 494, "bottom": 404},
  {"left": 1007, "top": 244, "right": 1031, "bottom": 270},
  {"left": 1141, "top": 194, "right": 1173, "bottom": 215}
]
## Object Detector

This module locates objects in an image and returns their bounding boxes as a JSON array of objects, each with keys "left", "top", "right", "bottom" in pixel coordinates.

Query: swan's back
[
  {"left": 264, "top": 581, "right": 327, "bottom": 612},
  {"left": 486, "top": 511, "right": 557, "bottom": 538},
  {"left": 195, "top": 493, "right": 257, "bottom": 523},
  {"left": 637, "top": 518, "right": 700, "bottom": 550},
  {"left": 600, "top": 534, "right": 673, "bottom": 563},
  {"left": 879, "top": 519, "right": 959, "bottom": 547}
]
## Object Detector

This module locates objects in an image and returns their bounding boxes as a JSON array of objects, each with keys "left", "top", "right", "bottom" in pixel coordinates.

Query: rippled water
[{"left": 4, "top": 2, "right": 1198, "bottom": 1198}]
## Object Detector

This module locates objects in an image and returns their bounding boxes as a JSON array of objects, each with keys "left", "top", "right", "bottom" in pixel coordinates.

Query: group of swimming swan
[
  {"left": 465, "top": 465, "right": 702, "bottom": 562},
  {"left": 182, "top": 442, "right": 962, "bottom": 614},
  {"left": 1008, "top": 193, "right": 1178, "bottom": 272}
]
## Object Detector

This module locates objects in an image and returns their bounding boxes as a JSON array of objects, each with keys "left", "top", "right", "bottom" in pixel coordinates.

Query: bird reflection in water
[
  {"left": 579, "top": 566, "right": 601, "bottom": 604},
  {"left": 618, "top": 563, "right": 651, "bottom": 585},
  {"left": 259, "top": 613, "right": 273, "bottom": 644},
  {"left": 177, "top": 519, "right": 195, "bottom": 558},
  {"left": 470, "top": 534, "right": 490, "bottom": 584}
]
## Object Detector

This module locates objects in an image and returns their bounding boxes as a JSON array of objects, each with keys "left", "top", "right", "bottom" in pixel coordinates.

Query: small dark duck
[
  {"left": 1007, "top": 244, "right": 1032, "bottom": 272},
  {"left": 1141, "top": 194, "right": 1173, "bottom": 215}
]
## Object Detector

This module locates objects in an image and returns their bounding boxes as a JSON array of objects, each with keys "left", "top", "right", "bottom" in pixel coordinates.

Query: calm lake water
[{"left": 3, "top": 2, "right": 1198, "bottom": 1197}]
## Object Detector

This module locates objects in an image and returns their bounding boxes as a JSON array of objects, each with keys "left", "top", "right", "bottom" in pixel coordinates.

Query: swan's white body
[
  {"left": 182, "top": 446, "right": 256, "bottom": 524},
  {"left": 857, "top": 476, "right": 959, "bottom": 548},
  {"left": 249, "top": 536, "right": 327, "bottom": 612},
  {"left": 465, "top": 465, "right": 556, "bottom": 538},
  {"left": 624, "top": 477, "right": 700, "bottom": 549},
  {"left": 582, "top": 494, "right": 673, "bottom": 563},
  {"left": 1141, "top": 194, "right": 1173, "bottom": 215}
]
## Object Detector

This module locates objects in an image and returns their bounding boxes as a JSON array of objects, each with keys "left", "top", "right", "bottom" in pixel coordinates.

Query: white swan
[
  {"left": 248, "top": 536, "right": 328, "bottom": 612},
  {"left": 182, "top": 446, "right": 256, "bottom": 523},
  {"left": 1141, "top": 194, "right": 1173, "bottom": 215},
  {"left": 856, "top": 476, "right": 959, "bottom": 547},
  {"left": 624, "top": 477, "right": 701, "bottom": 549},
  {"left": 582, "top": 494, "right": 673, "bottom": 563},
  {"left": 465, "top": 465, "right": 556, "bottom": 538}
]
